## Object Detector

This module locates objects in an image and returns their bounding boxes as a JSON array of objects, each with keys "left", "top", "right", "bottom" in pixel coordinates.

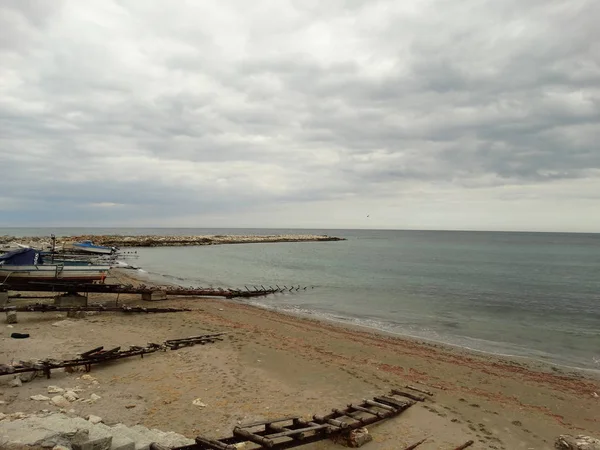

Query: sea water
[{"left": 3, "top": 228, "right": 600, "bottom": 371}]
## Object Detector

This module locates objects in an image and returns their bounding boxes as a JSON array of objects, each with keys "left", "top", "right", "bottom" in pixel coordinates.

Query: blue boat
[{"left": 71, "top": 240, "right": 115, "bottom": 255}]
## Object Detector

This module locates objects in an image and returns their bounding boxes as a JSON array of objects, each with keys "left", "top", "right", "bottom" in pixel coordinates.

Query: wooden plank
[
  {"left": 374, "top": 395, "right": 412, "bottom": 409},
  {"left": 233, "top": 427, "right": 274, "bottom": 448},
  {"left": 239, "top": 416, "right": 299, "bottom": 428},
  {"left": 265, "top": 424, "right": 330, "bottom": 440},
  {"left": 391, "top": 389, "right": 426, "bottom": 402},
  {"left": 194, "top": 436, "right": 237, "bottom": 450},
  {"left": 364, "top": 399, "right": 395, "bottom": 412},
  {"left": 347, "top": 403, "right": 385, "bottom": 418}
]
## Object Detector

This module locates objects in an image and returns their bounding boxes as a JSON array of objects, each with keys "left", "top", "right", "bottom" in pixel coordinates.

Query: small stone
[
  {"left": 218, "top": 308, "right": 224, "bottom": 311},
  {"left": 52, "top": 320, "right": 76, "bottom": 327},
  {"left": 90, "top": 393, "right": 101, "bottom": 401},
  {"left": 125, "top": 404, "right": 136, "bottom": 409},
  {"left": 48, "top": 386, "right": 65, "bottom": 394},
  {"left": 9, "top": 412, "right": 28, "bottom": 419},
  {"left": 41, "top": 409, "right": 50, "bottom": 413},
  {"left": 192, "top": 398, "right": 206, "bottom": 407},
  {"left": 87, "top": 414, "right": 103, "bottom": 424},
  {"left": 64, "top": 391, "right": 79, "bottom": 401},
  {"left": 80, "top": 374, "right": 96, "bottom": 381},
  {"left": 9, "top": 376, "right": 22, "bottom": 387},
  {"left": 593, "top": 392, "right": 599, "bottom": 398},
  {"left": 6, "top": 324, "right": 13, "bottom": 328},
  {"left": 53, "top": 446, "right": 70, "bottom": 450},
  {"left": 30, "top": 394, "right": 51, "bottom": 401},
  {"left": 51, "top": 395, "right": 71, "bottom": 408},
  {"left": 0, "top": 412, "right": 6, "bottom": 421}
]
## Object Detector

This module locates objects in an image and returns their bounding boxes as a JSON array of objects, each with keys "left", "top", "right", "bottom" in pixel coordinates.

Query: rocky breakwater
[{"left": 0, "top": 234, "right": 345, "bottom": 248}]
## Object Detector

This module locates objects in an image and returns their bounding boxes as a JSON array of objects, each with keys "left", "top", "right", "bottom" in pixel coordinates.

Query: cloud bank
[{"left": 1, "top": 0, "right": 599, "bottom": 231}]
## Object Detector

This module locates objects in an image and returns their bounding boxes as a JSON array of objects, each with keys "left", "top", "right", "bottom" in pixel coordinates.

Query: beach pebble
[
  {"left": 52, "top": 320, "right": 76, "bottom": 327},
  {"left": 90, "top": 393, "right": 101, "bottom": 402},
  {"left": 47, "top": 386, "right": 64, "bottom": 394},
  {"left": 6, "top": 325, "right": 13, "bottom": 328},
  {"left": 192, "top": 398, "right": 206, "bottom": 407},
  {"left": 86, "top": 414, "right": 103, "bottom": 424},
  {"left": 80, "top": 374, "right": 96, "bottom": 382},
  {"left": 592, "top": 392, "right": 599, "bottom": 398},
  {"left": 8, "top": 377, "right": 22, "bottom": 387},
  {"left": 63, "top": 391, "right": 79, "bottom": 402},
  {"left": 30, "top": 394, "right": 51, "bottom": 401},
  {"left": 51, "top": 395, "right": 70, "bottom": 408}
]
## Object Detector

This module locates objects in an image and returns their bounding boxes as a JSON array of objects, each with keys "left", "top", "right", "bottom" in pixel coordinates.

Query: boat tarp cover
[{"left": 0, "top": 248, "right": 43, "bottom": 265}]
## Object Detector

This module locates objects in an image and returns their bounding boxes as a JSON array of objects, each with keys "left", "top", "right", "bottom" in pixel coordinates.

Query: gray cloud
[{"left": 0, "top": 0, "right": 599, "bottom": 230}]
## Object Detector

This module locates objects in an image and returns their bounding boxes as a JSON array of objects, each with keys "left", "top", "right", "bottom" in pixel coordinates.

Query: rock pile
[
  {"left": 0, "top": 412, "right": 194, "bottom": 450},
  {"left": 0, "top": 234, "right": 345, "bottom": 248}
]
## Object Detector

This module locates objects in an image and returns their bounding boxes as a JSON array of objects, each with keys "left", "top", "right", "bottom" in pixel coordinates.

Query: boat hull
[
  {"left": 0, "top": 265, "right": 110, "bottom": 282},
  {"left": 71, "top": 245, "right": 114, "bottom": 255}
]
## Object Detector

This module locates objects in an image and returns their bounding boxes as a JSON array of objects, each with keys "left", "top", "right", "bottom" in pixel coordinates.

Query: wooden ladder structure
[{"left": 170, "top": 390, "right": 416, "bottom": 450}]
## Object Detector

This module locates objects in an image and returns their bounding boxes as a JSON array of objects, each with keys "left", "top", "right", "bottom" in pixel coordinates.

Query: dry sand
[{"left": 1, "top": 270, "right": 599, "bottom": 450}]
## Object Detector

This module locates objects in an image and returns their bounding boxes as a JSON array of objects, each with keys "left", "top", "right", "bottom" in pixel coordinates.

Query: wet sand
[{"left": 1, "top": 270, "right": 599, "bottom": 449}]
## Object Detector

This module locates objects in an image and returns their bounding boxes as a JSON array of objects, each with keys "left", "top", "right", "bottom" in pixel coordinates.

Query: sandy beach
[{"left": 1, "top": 270, "right": 599, "bottom": 450}]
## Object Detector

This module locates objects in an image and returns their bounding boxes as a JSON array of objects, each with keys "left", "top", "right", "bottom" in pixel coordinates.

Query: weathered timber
[
  {"left": 176, "top": 391, "right": 414, "bottom": 450},
  {"left": 374, "top": 395, "right": 414, "bottom": 410},
  {"left": 403, "top": 437, "right": 428, "bottom": 450},
  {"left": 451, "top": 441, "right": 474, "bottom": 450},
  {"left": 391, "top": 388, "right": 426, "bottom": 402},
  {"left": 2, "top": 280, "right": 308, "bottom": 299},
  {"left": 348, "top": 403, "right": 386, "bottom": 419},
  {"left": 194, "top": 437, "right": 237, "bottom": 450},
  {"left": 364, "top": 399, "right": 395, "bottom": 411},
  {"left": 0, "top": 334, "right": 224, "bottom": 379},
  {"left": 0, "top": 303, "right": 191, "bottom": 314},
  {"left": 233, "top": 427, "right": 275, "bottom": 448},
  {"left": 405, "top": 385, "right": 434, "bottom": 396}
]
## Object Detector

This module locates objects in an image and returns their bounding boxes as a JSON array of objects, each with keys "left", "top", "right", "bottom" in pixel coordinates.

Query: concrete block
[
  {"left": 6, "top": 309, "right": 17, "bottom": 324},
  {"left": 141, "top": 291, "right": 167, "bottom": 302},
  {"left": 72, "top": 435, "right": 112, "bottom": 450},
  {"left": 54, "top": 294, "right": 87, "bottom": 307},
  {"left": 111, "top": 435, "right": 136, "bottom": 450}
]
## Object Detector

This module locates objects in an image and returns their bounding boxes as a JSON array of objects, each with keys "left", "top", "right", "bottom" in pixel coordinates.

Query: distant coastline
[{"left": 0, "top": 234, "right": 346, "bottom": 248}]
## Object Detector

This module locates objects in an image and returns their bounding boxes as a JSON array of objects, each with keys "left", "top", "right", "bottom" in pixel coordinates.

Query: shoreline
[
  {"left": 128, "top": 268, "right": 600, "bottom": 377},
  {"left": 1, "top": 269, "right": 599, "bottom": 448}
]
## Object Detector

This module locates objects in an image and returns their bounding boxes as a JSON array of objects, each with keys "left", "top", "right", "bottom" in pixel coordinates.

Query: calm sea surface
[{"left": 3, "top": 228, "right": 600, "bottom": 371}]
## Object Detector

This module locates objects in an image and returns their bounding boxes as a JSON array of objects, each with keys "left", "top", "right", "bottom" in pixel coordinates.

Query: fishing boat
[
  {"left": 70, "top": 240, "right": 115, "bottom": 255},
  {"left": 0, "top": 248, "right": 110, "bottom": 283}
]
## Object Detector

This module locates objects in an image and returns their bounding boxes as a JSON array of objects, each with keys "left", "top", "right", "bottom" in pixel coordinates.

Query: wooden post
[{"left": 233, "top": 427, "right": 274, "bottom": 448}]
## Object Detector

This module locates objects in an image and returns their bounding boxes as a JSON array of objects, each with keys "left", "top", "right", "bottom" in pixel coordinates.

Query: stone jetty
[{"left": 0, "top": 234, "right": 345, "bottom": 248}]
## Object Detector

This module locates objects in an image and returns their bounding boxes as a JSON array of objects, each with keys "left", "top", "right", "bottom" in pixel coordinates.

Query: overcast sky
[{"left": 1, "top": 0, "right": 598, "bottom": 231}]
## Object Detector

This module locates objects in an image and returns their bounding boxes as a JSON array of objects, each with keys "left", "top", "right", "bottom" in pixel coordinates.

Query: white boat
[{"left": 0, "top": 248, "right": 110, "bottom": 283}]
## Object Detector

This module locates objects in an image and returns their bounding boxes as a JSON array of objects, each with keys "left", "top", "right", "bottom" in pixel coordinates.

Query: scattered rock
[
  {"left": 6, "top": 324, "right": 13, "bottom": 328},
  {"left": 6, "top": 311, "right": 17, "bottom": 324},
  {"left": 80, "top": 374, "right": 96, "bottom": 382},
  {"left": 52, "top": 320, "right": 76, "bottom": 327},
  {"left": 592, "top": 392, "right": 599, "bottom": 398},
  {"left": 90, "top": 393, "right": 101, "bottom": 402},
  {"left": 9, "top": 376, "right": 22, "bottom": 388},
  {"left": 0, "top": 412, "right": 6, "bottom": 421},
  {"left": 125, "top": 404, "right": 136, "bottom": 409},
  {"left": 19, "top": 371, "right": 38, "bottom": 383},
  {"left": 64, "top": 391, "right": 79, "bottom": 402},
  {"left": 555, "top": 434, "right": 600, "bottom": 449},
  {"left": 192, "top": 398, "right": 206, "bottom": 407},
  {"left": 86, "top": 414, "right": 103, "bottom": 424},
  {"left": 30, "top": 394, "right": 51, "bottom": 401},
  {"left": 51, "top": 395, "right": 71, "bottom": 409},
  {"left": 48, "top": 386, "right": 65, "bottom": 394}
]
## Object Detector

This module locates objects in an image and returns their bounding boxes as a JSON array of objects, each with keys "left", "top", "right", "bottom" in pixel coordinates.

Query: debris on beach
[
  {"left": 2, "top": 303, "right": 192, "bottom": 314},
  {"left": 555, "top": 434, "right": 600, "bottom": 450},
  {"left": 173, "top": 389, "right": 417, "bottom": 450},
  {"left": 0, "top": 333, "right": 226, "bottom": 381}
]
